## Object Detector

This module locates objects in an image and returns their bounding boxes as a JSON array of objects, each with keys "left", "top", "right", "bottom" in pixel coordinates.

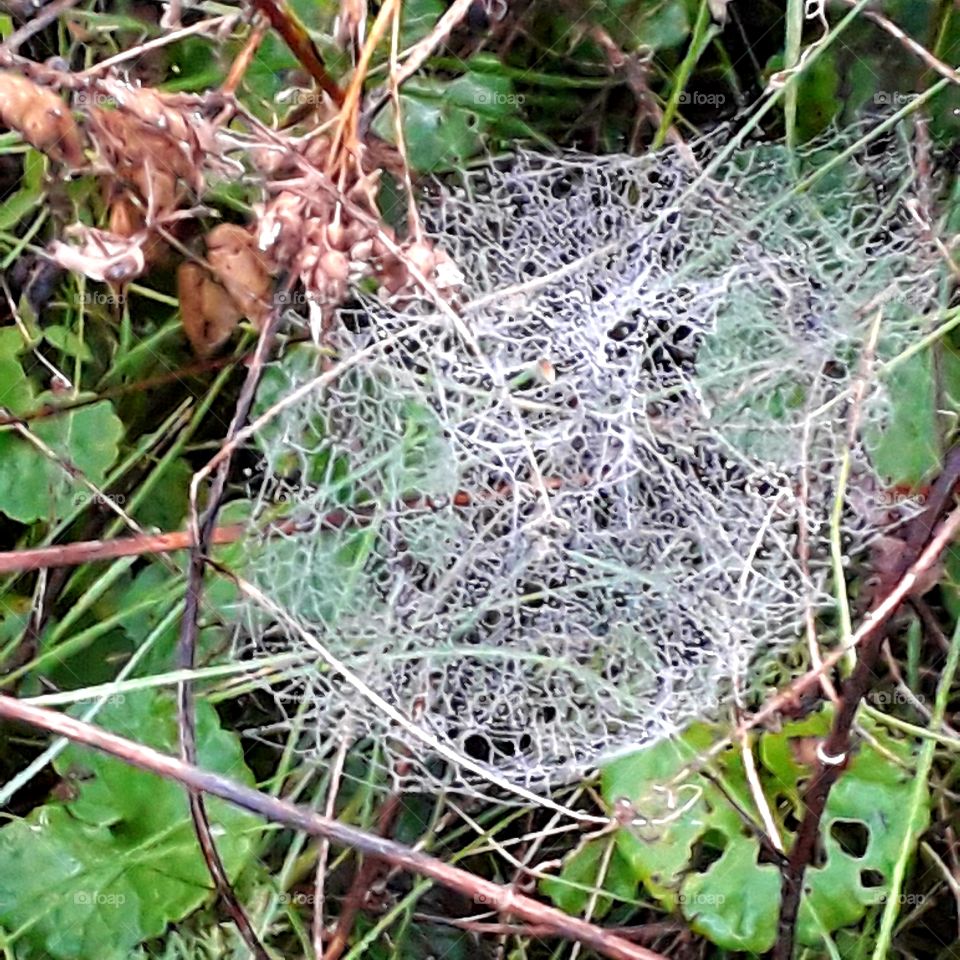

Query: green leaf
[
  {"left": 794, "top": 50, "right": 842, "bottom": 141},
  {"left": 545, "top": 710, "right": 927, "bottom": 953},
  {"left": 0, "top": 334, "right": 124, "bottom": 524},
  {"left": 0, "top": 148, "right": 45, "bottom": 231},
  {"left": 400, "top": 0, "right": 445, "bottom": 47},
  {"left": 131, "top": 457, "right": 192, "bottom": 531},
  {"left": 600, "top": 0, "right": 691, "bottom": 50},
  {"left": 867, "top": 349, "right": 941, "bottom": 487},
  {"left": 162, "top": 37, "right": 223, "bottom": 93},
  {"left": 601, "top": 725, "right": 747, "bottom": 908},
  {"left": 0, "top": 690, "right": 261, "bottom": 960},
  {"left": 44, "top": 324, "right": 94, "bottom": 362},
  {"left": 680, "top": 838, "right": 780, "bottom": 952},
  {"left": 0, "top": 396, "right": 123, "bottom": 524},
  {"left": 0, "top": 328, "right": 34, "bottom": 415},
  {"left": 373, "top": 66, "right": 524, "bottom": 172},
  {"left": 540, "top": 838, "right": 639, "bottom": 919}
]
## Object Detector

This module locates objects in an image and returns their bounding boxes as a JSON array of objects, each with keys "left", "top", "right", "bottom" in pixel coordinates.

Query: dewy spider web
[{"left": 232, "top": 121, "right": 940, "bottom": 796}]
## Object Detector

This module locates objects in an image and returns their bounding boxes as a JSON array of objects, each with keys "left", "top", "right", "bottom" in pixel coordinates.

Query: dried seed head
[
  {"left": 257, "top": 192, "right": 306, "bottom": 266},
  {"left": 303, "top": 134, "right": 331, "bottom": 167},
  {"left": 349, "top": 238, "right": 374, "bottom": 263},
  {"left": 323, "top": 219, "right": 347, "bottom": 252},
  {"left": 318, "top": 249, "right": 350, "bottom": 285},
  {"left": 402, "top": 240, "right": 437, "bottom": 279}
]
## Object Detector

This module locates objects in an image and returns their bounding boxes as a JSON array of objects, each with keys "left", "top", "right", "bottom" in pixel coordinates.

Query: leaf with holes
[
  {"left": 543, "top": 709, "right": 926, "bottom": 953},
  {"left": 761, "top": 709, "right": 927, "bottom": 944}
]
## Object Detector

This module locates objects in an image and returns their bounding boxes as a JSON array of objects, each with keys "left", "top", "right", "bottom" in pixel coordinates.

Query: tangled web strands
[{"left": 235, "top": 123, "right": 939, "bottom": 796}]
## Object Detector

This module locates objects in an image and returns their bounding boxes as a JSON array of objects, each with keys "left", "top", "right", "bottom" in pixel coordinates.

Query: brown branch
[
  {"left": 0, "top": 694, "right": 668, "bottom": 960},
  {"left": 411, "top": 914, "right": 686, "bottom": 942},
  {"left": 774, "top": 445, "right": 960, "bottom": 960},
  {"left": 0, "top": 524, "right": 247, "bottom": 575},
  {"left": 1, "top": 0, "right": 82, "bottom": 51},
  {"left": 174, "top": 292, "right": 291, "bottom": 957},
  {"left": 322, "top": 789, "right": 404, "bottom": 960},
  {"left": 0, "top": 488, "right": 534, "bottom": 576},
  {"left": 252, "top": 0, "right": 344, "bottom": 104}
]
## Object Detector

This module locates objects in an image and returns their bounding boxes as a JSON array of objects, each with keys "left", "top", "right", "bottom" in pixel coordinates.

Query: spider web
[{"left": 230, "top": 122, "right": 940, "bottom": 797}]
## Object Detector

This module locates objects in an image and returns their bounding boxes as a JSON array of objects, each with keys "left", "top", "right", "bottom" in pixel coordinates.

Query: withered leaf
[
  {"left": 0, "top": 72, "right": 84, "bottom": 166},
  {"left": 178, "top": 262, "right": 244, "bottom": 357},
  {"left": 48, "top": 226, "right": 146, "bottom": 283},
  {"left": 206, "top": 224, "right": 273, "bottom": 329}
]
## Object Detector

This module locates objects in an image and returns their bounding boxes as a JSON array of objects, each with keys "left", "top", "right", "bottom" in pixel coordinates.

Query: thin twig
[
  {"left": 0, "top": 488, "right": 531, "bottom": 575},
  {"left": 78, "top": 16, "right": 234, "bottom": 77},
  {"left": 388, "top": 0, "right": 423, "bottom": 240},
  {"left": 669, "top": 499, "right": 960, "bottom": 789},
  {"left": 774, "top": 445, "right": 960, "bottom": 960},
  {"left": 0, "top": 694, "right": 667, "bottom": 960},
  {"left": 222, "top": 17, "right": 269, "bottom": 97},
  {"left": 175, "top": 295, "right": 291, "bottom": 959},
  {"left": 738, "top": 725, "right": 784, "bottom": 853},
  {"left": 843, "top": 0, "right": 960, "bottom": 86},
  {"left": 253, "top": 0, "right": 344, "bottom": 104},
  {"left": 362, "top": 0, "right": 476, "bottom": 123},
  {"left": 323, "top": 786, "right": 405, "bottom": 960},
  {"left": 314, "top": 737, "right": 349, "bottom": 959},
  {"left": 1, "top": 0, "right": 82, "bottom": 51}
]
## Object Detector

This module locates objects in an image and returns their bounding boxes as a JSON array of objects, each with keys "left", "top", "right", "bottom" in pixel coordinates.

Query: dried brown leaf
[
  {"left": 177, "top": 261, "right": 243, "bottom": 357},
  {"left": 0, "top": 71, "right": 84, "bottom": 165}
]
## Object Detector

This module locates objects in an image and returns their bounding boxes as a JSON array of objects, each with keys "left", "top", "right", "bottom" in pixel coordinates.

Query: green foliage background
[{"left": 1, "top": 1, "right": 960, "bottom": 958}]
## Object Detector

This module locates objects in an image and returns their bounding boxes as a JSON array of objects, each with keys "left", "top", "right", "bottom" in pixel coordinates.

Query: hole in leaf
[
  {"left": 757, "top": 843, "right": 781, "bottom": 866},
  {"left": 861, "top": 869, "right": 885, "bottom": 888},
  {"left": 689, "top": 828, "right": 727, "bottom": 872},
  {"left": 782, "top": 805, "right": 802, "bottom": 833},
  {"left": 831, "top": 819, "right": 870, "bottom": 858}
]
